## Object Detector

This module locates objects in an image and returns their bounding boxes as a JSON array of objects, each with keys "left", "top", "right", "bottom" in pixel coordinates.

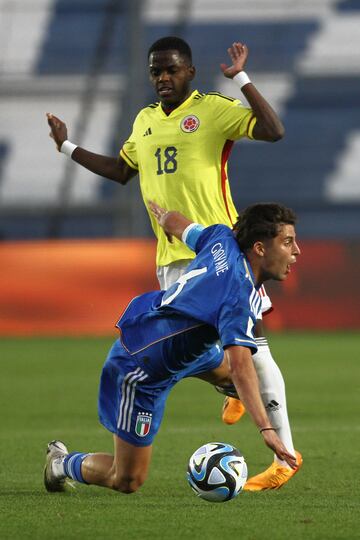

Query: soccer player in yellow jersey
[{"left": 47, "top": 37, "right": 302, "bottom": 490}]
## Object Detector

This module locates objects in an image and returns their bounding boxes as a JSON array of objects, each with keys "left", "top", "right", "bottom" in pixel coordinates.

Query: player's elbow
[
  {"left": 253, "top": 122, "right": 285, "bottom": 143},
  {"left": 110, "top": 167, "right": 132, "bottom": 185},
  {"left": 269, "top": 123, "right": 285, "bottom": 142},
  {"left": 116, "top": 175, "right": 130, "bottom": 186}
]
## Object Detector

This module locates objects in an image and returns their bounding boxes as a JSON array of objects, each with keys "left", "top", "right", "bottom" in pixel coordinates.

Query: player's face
[
  {"left": 148, "top": 50, "right": 195, "bottom": 107},
  {"left": 260, "top": 224, "right": 300, "bottom": 281}
]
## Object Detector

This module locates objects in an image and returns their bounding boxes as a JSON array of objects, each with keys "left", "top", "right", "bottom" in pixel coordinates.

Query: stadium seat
[{"left": 0, "top": 0, "right": 360, "bottom": 238}]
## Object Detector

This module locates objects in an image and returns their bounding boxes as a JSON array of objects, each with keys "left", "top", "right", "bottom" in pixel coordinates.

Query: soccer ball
[{"left": 187, "top": 442, "right": 247, "bottom": 502}]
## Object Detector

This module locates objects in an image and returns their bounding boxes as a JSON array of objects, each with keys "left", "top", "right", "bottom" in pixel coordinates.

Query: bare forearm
[
  {"left": 162, "top": 211, "right": 193, "bottom": 241},
  {"left": 148, "top": 202, "right": 193, "bottom": 241},
  {"left": 219, "top": 44, "right": 284, "bottom": 142},
  {"left": 227, "top": 345, "right": 296, "bottom": 466},
  {"left": 46, "top": 113, "right": 135, "bottom": 184},
  {"left": 242, "top": 84, "right": 285, "bottom": 142},
  {"left": 72, "top": 148, "right": 135, "bottom": 184},
  {"left": 227, "top": 346, "right": 271, "bottom": 429}
]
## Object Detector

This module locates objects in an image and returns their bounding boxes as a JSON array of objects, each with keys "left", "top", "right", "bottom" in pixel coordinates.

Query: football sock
[
  {"left": 253, "top": 337, "right": 295, "bottom": 467},
  {"left": 63, "top": 452, "right": 90, "bottom": 484}
]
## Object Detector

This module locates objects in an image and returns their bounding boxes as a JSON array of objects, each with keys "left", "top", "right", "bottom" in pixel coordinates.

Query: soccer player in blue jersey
[
  {"left": 44, "top": 202, "right": 302, "bottom": 494},
  {"left": 47, "top": 37, "right": 301, "bottom": 490}
]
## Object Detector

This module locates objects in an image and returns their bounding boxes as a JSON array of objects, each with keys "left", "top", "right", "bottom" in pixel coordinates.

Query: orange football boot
[
  {"left": 244, "top": 451, "right": 303, "bottom": 491},
  {"left": 222, "top": 397, "right": 246, "bottom": 425}
]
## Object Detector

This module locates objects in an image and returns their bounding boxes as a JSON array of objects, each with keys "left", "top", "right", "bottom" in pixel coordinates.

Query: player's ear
[
  {"left": 188, "top": 65, "right": 196, "bottom": 81},
  {"left": 253, "top": 241, "right": 265, "bottom": 257}
]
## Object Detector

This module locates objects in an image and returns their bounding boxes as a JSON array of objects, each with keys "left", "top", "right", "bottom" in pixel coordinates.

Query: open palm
[{"left": 220, "top": 42, "right": 249, "bottom": 79}]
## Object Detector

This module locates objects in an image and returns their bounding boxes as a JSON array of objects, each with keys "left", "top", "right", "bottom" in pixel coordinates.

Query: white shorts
[{"left": 156, "top": 260, "right": 272, "bottom": 316}]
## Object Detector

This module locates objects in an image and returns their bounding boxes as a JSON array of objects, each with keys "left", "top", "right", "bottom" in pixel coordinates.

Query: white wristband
[
  {"left": 233, "top": 71, "right": 251, "bottom": 90},
  {"left": 60, "top": 140, "right": 78, "bottom": 157}
]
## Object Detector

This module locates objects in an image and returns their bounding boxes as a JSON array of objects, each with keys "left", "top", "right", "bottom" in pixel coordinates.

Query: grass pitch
[{"left": 0, "top": 332, "right": 359, "bottom": 540}]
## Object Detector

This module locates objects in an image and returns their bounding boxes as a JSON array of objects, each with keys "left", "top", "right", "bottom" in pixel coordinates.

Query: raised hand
[
  {"left": 46, "top": 113, "right": 68, "bottom": 151},
  {"left": 220, "top": 42, "right": 249, "bottom": 79}
]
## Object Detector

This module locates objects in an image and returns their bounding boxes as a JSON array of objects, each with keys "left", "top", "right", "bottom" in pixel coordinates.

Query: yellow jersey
[{"left": 120, "top": 90, "right": 256, "bottom": 266}]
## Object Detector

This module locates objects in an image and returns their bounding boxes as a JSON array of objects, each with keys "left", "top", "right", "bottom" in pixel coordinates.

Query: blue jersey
[{"left": 116, "top": 224, "right": 262, "bottom": 379}]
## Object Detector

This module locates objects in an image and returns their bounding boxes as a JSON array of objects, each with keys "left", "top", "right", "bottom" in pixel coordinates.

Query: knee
[{"left": 111, "top": 472, "right": 146, "bottom": 494}]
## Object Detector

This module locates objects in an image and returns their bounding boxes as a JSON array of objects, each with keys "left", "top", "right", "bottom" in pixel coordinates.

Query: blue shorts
[{"left": 98, "top": 339, "right": 223, "bottom": 447}]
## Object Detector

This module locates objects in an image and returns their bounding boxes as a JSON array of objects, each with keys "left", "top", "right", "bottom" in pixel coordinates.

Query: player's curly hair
[
  {"left": 148, "top": 36, "right": 192, "bottom": 63},
  {"left": 233, "top": 203, "right": 297, "bottom": 251}
]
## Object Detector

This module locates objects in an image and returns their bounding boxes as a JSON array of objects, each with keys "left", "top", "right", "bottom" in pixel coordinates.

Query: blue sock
[{"left": 63, "top": 452, "right": 89, "bottom": 484}]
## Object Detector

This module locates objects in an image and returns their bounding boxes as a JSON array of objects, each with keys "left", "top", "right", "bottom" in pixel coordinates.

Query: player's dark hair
[
  {"left": 234, "top": 203, "right": 297, "bottom": 251},
  {"left": 148, "top": 36, "right": 192, "bottom": 63}
]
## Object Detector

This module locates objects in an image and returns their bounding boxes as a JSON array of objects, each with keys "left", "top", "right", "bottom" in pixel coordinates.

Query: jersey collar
[{"left": 158, "top": 90, "right": 199, "bottom": 118}]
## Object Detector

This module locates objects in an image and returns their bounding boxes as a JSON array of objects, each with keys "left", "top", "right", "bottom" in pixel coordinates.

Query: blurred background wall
[{"left": 0, "top": 0, "right": 359, "bottom": 334}]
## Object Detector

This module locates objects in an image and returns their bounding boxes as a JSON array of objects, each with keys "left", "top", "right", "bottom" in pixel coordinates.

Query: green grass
[{"left": 0, "top": 333, "right": 359, "bottom": 540}]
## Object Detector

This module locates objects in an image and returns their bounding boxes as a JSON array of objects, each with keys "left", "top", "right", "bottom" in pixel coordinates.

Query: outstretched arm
[
  {"left": 46, "top": 113, "right": 137, "bottom": 185},
  {"left": 221, "top": 42, "right": 285, "bottom": 142},
  {"left": 226, "top": 345, "right": 297, "bottom": 468},
  {"left": 148, "top": 201, "right": 194, "bottom": 243}
]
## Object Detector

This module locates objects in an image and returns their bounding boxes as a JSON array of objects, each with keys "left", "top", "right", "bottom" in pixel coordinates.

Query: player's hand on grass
[
  {"left": 220, "top": 42, "right": 249, "bottom": 79},
  {"left": 148, "top": 200, "right": 173, "bottom": 243},
  {"left": 262, "top": 430, "right": 297, "bottom": 469},
  {"left": 46, "top": 113, "right": 68, "bottom": 151}
]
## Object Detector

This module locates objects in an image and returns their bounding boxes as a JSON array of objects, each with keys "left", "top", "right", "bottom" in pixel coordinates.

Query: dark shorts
[{"left": 98, "top": 339, "right": 223, "bottom": 447}]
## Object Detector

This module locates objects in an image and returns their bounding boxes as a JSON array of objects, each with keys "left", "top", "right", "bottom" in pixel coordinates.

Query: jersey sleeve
[
  {"left": 193, "top": 224, "right": 233, "bottom": 254},
  {"left": 210, "top": 94, "right": 256, "bottom": 141},
  {"left": 181, "top": 223, "right": 205, "bottom": 251},
  {"left": 217, "top": 297, "right": 258, "bottom": 353},
  {"left": 119, "top": 129, "right": 139, "bottom": 170}
]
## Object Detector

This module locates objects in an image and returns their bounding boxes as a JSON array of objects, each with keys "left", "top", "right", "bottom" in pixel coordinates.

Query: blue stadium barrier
[{"left": 2, "top": 2, "right": 360, "bottom": 239}]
